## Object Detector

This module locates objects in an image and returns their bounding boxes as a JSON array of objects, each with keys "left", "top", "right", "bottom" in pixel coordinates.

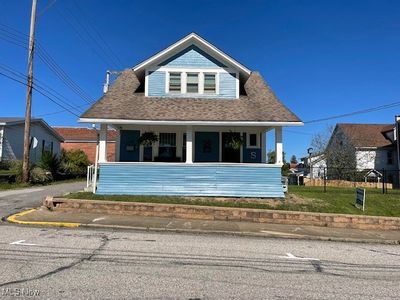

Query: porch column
[
  {"left": 262, "top": 131, "right": 267, "bottom": 163},
  {"left": 186, "top": 126, "right": 193, "bottom": 163},
  {"left": 99, "top": 124, "right": 108, "bottom": 163},
  {"left": 275, "top": 127, "right": 283, "bottom": 165}
]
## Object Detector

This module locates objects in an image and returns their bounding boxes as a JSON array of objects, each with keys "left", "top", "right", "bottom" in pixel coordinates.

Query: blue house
[{"left": 80, "top": 33, "right": 303, "bottom": 197}]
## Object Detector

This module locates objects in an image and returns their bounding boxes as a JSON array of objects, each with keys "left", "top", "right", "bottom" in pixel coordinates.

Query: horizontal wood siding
[
  {"left": 97, "top": 163, "right": 284, "bottom": 197},
  {"left": 219, "top": 73, "right": 237, "bottom": 98},
  {"left": 148, "top": 71, "right": 166, "bottom": 96},
  {"left": 159, "top": 45, "right": 225, "bottom": 68}
]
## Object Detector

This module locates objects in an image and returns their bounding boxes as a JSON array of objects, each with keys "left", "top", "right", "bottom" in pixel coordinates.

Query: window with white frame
[
  {"left": 246, "top": 133, "right": 260, "bottom": 148},
  {"left": 186, "top": 73, "right": 199, "bottom": 93},
  {"left": 169, "top": 73, "right": 181, "bottom": 93},
  {"left": 159, "top": 133, "right": 176, "bottom": 147},
  {"left": 204, "top": 74, "right": 216, "bottom": 94}
]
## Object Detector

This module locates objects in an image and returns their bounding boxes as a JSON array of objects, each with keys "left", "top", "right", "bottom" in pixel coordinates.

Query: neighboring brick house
[{"left": 54, "top": 127, "right": 118, "bottom": 163}]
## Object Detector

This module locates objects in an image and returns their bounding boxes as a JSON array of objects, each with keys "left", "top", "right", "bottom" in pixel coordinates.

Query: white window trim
[
  {"left": 165, "top": 70, "right": 220, "bottom": 96},
  {"left": 148, "top": 67, "right": 237, "bottom": 97},
  {"left": 246, "top": 132, "right": 260, "bottom": 149},
  {"left": 186, "top": 72, "right": 200, "bottom": 94},
  {"left": 203, "top": 72, "right": 217, "bottom": 94}
]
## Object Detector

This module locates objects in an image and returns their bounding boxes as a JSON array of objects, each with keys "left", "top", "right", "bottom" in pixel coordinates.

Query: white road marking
[
  {"left": 0, "top": 188, "right": 44, "bottom": 198},
  {"left": 280, "top": 252, "right": 320, "bottom": 261},
  {"left": 92, "top": 217, "right": 106, "bottom": 222},
  {"left": 10, "top": 240, "right": 38, "bottom": 246}
]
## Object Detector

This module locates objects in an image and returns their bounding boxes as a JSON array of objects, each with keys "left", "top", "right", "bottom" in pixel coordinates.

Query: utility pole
[{"left": 22, "top": 0, "right": 38, "bottom": 182}]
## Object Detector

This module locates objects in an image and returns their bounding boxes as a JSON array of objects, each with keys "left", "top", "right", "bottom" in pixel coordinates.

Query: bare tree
[{"left": 310, "top": 125, "right": 357, "bottom": 179}]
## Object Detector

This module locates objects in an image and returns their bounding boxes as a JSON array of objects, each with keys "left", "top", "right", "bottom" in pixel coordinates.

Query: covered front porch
[
  {"left": 98, "top": 124, "right": 284, "bottom": 165},
  {"left": 94, "top": 124, "right": 285, "bottom": 198}
]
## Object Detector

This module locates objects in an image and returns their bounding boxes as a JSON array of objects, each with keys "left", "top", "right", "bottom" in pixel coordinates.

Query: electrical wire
[
  {"left": 0, "top": 71, "right": 80, "bottom": 117},
  {"left": 0, "top": 23, "right": 96, "bottom": 105}
]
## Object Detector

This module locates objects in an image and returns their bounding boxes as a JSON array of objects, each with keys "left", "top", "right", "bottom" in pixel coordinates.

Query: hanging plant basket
[
  {"left": 224, "top": 131, "right": 244, "bottom": 150},
  {"left": 138, "top": 132, "right": 158, "bottom": 147}
]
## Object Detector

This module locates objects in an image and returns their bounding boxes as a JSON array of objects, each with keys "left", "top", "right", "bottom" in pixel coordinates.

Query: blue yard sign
[{"left": 355, "top": 188, "right": 366, "bottom": 211}]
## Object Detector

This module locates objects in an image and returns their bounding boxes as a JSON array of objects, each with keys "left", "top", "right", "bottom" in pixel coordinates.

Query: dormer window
[
  {"left": 204, "top": 74, "right": 216, "bottom": 94},
  {"left": 169, "top": 73, "right": 181, "bottom": 93},
  {"left": 187, "top": 73, "right": 199, "bottom": 93}
]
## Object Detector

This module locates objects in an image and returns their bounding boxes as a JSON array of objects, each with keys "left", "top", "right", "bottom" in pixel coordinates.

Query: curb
[
  {"left": 7, "top": 208, "right": 81, "bottom": 228},
  {"left": 6, "top": 208, "right": 400, "bottom": 245}
]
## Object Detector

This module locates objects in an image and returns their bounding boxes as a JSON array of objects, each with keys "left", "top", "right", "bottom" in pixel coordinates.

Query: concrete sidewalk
[{"left": 9, "top": 207, "right": 400, "bottom": 244}]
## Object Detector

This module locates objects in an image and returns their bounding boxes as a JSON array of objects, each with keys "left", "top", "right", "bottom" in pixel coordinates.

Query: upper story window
[
  {"left": 204, "top": 74, "right": 216, "bottom": 94},
  {"left": 187, "top": 73, "right": 199, "bottom": 93},
  {"left": 169, "top": 73, "right": 181, "bottom": 93}
]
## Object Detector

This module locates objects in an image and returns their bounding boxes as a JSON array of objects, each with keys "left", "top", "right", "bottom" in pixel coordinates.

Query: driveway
[{"left": 0, "top": 181, "right": 85, "bottom": 221}]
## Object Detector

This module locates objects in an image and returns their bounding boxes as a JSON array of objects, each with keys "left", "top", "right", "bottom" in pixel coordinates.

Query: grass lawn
[
  {"left": 65, "top": 185, "right": 400, "bottom": 217},
  {"left": 0, "top": 178, "right": 85, "bottom": 191},
  {"left": 286, "top": 185, "right": 400, "bottom": 217}
]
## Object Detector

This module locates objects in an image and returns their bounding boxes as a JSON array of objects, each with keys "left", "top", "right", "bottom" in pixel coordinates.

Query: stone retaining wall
[{"left": 47, "top": 197, "right": 400, "bottom": 230}]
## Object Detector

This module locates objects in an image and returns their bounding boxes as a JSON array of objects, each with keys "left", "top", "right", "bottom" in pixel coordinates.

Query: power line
[
  {"left": 55, "top": 4, "right": 121, "bottom": 70},
  {"left": 304, "top": 101, "right": 400, "bottom": 124},
  {"left": 0, "top": 63, "right": 85, "bottom": 115},
  {"left": 0, "top": 71, "right": 80, "bottom": 117},
  {"left": 0, "top": 62, "right": 84, "bottom": 111},
  {"left": 0, "top": 23, "right": 96, "bottom": 105},
  {"left": 71, "top": 0, "right": 124, "bottom": 68}
]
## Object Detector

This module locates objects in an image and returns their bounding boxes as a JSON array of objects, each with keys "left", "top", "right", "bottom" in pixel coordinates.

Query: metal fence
[{"left": 288, "top": 166, "right": 400, "bottom": 193}]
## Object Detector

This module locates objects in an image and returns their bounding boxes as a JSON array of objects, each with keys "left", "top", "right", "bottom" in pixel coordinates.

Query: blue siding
[
  {"left": 195, "top": 132, "right": 219, "bottom": 162},
  {"left": 148, "top": 71, "right": 166, "bottom": 96},
  {"left": 242, "top": 133, "right": 262, "bottom": 163},
  {"left": 159, "top": 45, "right": 225, "bottom": 68},
  {"left": 97, "top": 163, "right": 284, "bottom": 198},
  {"left": 219, "top": 73, "right": 237, "bottom": 98}
]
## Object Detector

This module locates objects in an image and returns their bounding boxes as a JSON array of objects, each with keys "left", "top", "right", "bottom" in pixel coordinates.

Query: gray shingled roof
[
  {"left": 81, "top": 70, "right": 301, "bottom": 123},
  {"left": 337, "top": 123, "right": 394, "bottom": 148}
]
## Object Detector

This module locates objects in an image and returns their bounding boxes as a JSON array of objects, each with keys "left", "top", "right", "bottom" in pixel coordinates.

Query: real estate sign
[{"left": 355, "top": 188, "right": 366, "bottom": 211}]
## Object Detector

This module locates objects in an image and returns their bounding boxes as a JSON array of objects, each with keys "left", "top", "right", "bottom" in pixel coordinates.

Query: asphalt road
[
  {"left": 0, "top": 181, "right": 86, "bottom": 220},
  {"left": 0, "top": 225, "right": 399, "bottom": 299}
]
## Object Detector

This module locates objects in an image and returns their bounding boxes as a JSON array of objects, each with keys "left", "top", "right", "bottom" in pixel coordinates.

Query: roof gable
[
  {"left": 158, "top": 45, "right": 226, "bottom": 68},
  {"left": 133, "top": 33, "right": 250, "bottom": 80},
  {"left": 0, "top": 117, "right": 64, "bottom": 141}
]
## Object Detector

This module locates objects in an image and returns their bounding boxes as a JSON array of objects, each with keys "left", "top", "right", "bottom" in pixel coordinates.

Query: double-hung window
[
  {"left": 204, "top": 74, "right": 216, "bottom": 94},
  {"left": 169, "top": 73, "right": 181, "bottom": 93},
  {"left": 187, "top": 73, "right": 199, "bottom": 93}
]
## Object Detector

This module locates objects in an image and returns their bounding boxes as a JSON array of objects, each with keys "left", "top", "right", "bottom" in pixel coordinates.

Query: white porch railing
[{"left": 86, "top": 164, "right": 95, "bottom": 189}]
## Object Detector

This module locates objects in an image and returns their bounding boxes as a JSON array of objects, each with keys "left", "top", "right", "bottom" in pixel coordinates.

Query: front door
[
  {"left": 119, "top": 130, "right": 140, "bottom": 162},
  {"left": 222, "top": 132, "right": 241, "bottom": 163}
]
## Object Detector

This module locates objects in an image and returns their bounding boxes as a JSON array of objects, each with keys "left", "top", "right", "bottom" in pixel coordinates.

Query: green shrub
[
  {"left": 60, "top": 149, "right": 90, "bottom": 176},
  {"left": 0, "top": 160, "right": 11, "bottom": 170},
  {"left": 30, "top": 166, "right": 53, "bottom": 184},
  {"left": 9, "top": 160, "right": 23, "bottom": 183},
  {"left": 37, "top": 150, "right": 60, "bottom": 178}
]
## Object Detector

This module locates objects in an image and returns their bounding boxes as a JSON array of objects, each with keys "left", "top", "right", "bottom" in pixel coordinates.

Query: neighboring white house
[
  {"left": 0, "top": 118, "right": 64, "bottom": 163},
  {"left": 326, "top": 123, "right": 398, "bottom": 185},
  {"left": 302, "top": 154, "right": 327, "bottom": 179}
]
